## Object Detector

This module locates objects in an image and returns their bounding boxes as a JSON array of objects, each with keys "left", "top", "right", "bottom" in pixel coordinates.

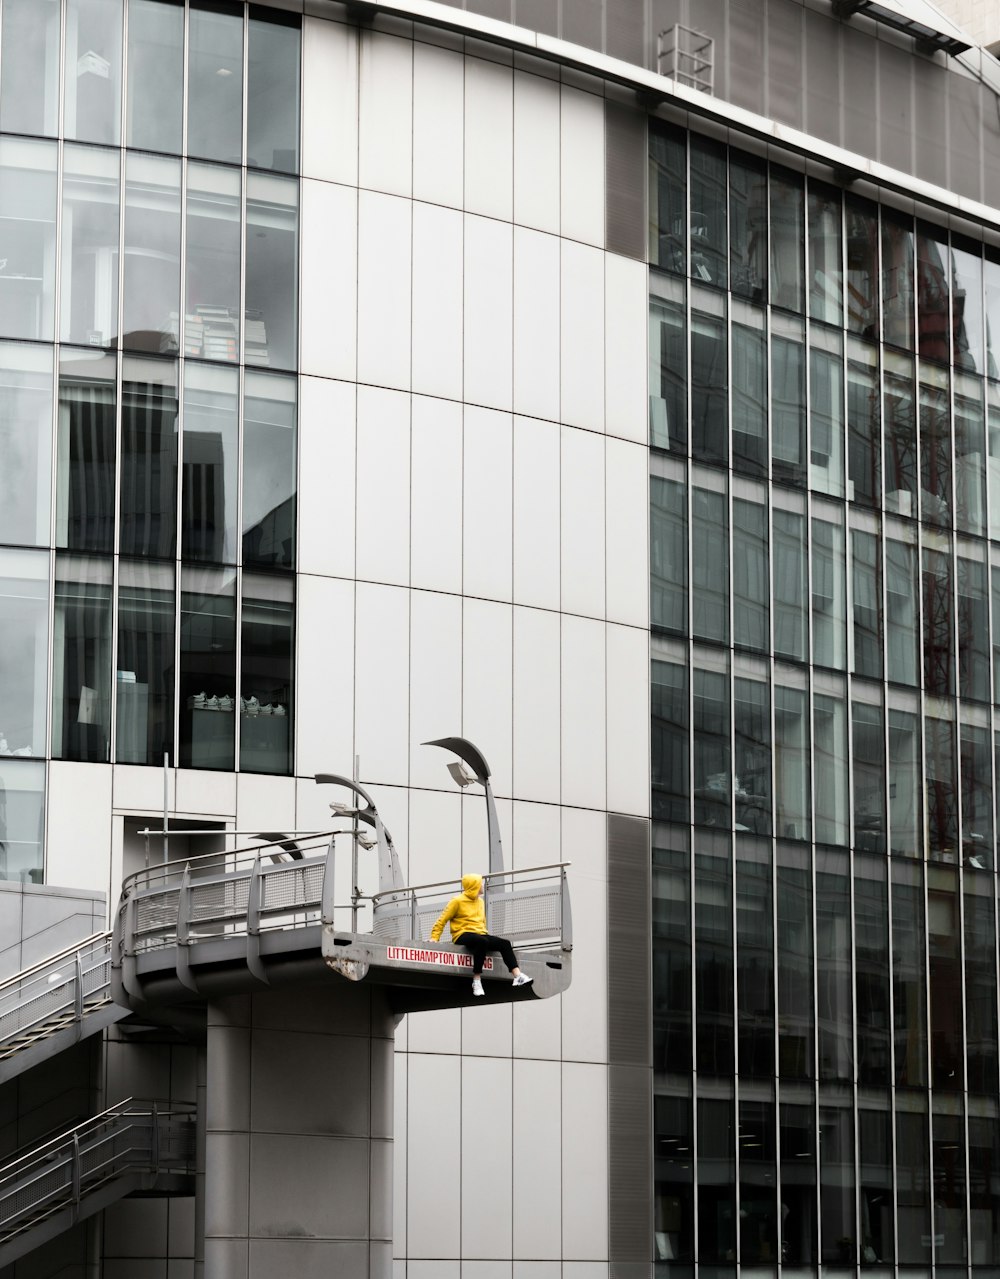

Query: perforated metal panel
[{"left": 605, "top": 101, "right": 647, "bottom": 262}]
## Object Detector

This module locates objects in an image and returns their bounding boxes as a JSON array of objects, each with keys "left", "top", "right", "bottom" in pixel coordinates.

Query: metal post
[
  {"left": 73, "top": 948, "right": 84, "bottom": 1028},
  {"left": 352, "top": 754, "right": 360, "bottom": 932},
  {"left": 163, "top": 753, "right": 170, "bottom": 864}
]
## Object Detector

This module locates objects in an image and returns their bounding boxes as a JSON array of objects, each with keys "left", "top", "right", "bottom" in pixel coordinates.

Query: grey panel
[
  {"left": 728, "top": 0, "right": 765, "bottom": 117},
  {"left": 562, "top": 0, "right": 604, "bottom": 51},
  {"left": 611, "top": 1263, "right": 655, "bottom": 1279},
  {"left": 914, "top": 60, "right": 948, "bottom": 189},
  {"left": 949, "top": 71, "right": 982, "bottom": 202},
  {"left": 877, "top": 40, "right": 915, "bottom": 174},
  {"left": 842, "top": 25, "right": 878, "bottom": 159},
  {"left": 609, "top": 1063, "right": 653, "bottom": 1266},
  {"left": 803, "top": 7, "right": 841, "bottom": 144},
  {"left": 606, "top": 101, "right": 648, "bottom": 261},
  {"left": 465, "top": 0, "right": 514, "bottom": 20},
  {"left": 605, "top": 0, "right": 646, "bottom": 67},
  {"left": 203, "top": 1238, "right": 249, "bottom": 1279},
  {"left": 513, "top": 0, "right": 559, "bottom": 36},
  {"left": 369, "top": 1036, "right": 394, "bottom": 1139},
  {"left": 982, "top": 81, "right": 1000, "bottom": 207},
  {"left": 766, "top": 0, "right": 803, "bottom": 129},
  {"left": 205, "top": 1027, "right": 251, "bottom": 1132},
  {"left": 248, "top": 1239, "right": 370, "bottom": 1279},
  {"left": 607, "top": 813, "right": 652, "bottom": 1066},
  {"left": 249, "top": 1027, "right": 371, "bottom": 1136},
  {"left": 248, "top": 1134, "right": 370, "bottom": 1238},
  {"left": 204, "top": 1133, "right": 250, "bottom": 1236},
  {"left": 368, "top": 1138, "right": 393, "bottom": 1240}
]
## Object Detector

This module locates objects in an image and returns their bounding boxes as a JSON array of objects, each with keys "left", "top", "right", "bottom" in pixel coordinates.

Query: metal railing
[
  {"left": 0, "top": 933, "right": 116, "bottom": 1061},
  {"left": 371, "top": 863, "right": 573, "bottom": 952},
  {"left": 0, "top": 1100, "right": 195, "bottom": 1252}
]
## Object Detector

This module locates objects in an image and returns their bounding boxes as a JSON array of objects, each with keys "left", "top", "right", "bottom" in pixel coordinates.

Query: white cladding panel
[{"left": 413, "top": 40, "right": 465, "bottom": 208}]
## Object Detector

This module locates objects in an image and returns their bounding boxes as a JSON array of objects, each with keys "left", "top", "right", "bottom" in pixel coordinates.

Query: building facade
[{"left": 4, "top": 0, "right": 1000, "bottom": 1275}]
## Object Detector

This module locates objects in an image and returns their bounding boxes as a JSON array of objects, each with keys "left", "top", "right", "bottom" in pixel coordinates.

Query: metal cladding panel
[
  {"left": 609, "top": 1061, "right": 653, "bottom": 1264},
  {"left": 605, "top": 0, "right": 646, "bottom": 65},
  {"left": 605, "top": 101, "right": 647, "bottom": 262}
]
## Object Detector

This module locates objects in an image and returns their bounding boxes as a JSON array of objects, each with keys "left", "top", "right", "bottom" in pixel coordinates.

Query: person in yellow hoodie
[{"left": 430, "top": 873, "right": 533, "bottom": 998}]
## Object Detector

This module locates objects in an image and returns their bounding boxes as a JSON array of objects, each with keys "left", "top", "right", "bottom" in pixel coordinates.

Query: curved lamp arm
[
  {"left": 315, "top": 773, "right": 404, "bottom": 895},
  {"left": 423, "top": 737, "right": 504, "bottom": 875}
]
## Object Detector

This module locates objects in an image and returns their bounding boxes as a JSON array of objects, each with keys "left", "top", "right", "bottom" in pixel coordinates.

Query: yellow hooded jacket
[{"left": 430, "top": 874, "right": 487, "bottom": 942}]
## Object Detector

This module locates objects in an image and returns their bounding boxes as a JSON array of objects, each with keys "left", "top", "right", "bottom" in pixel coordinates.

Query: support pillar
[{"left": 202, "top": 984, "right": 394, "bottom": 1279}]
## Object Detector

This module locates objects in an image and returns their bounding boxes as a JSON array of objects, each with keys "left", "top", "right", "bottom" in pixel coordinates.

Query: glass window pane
[
  {"left": 247, "top": 8, "right": 300, "bottom": 173},
  {"left": 884, "top": 353, "right": 916, "bottom": 517},
  {"left": 689, "top": 137, "right": 727, "bottom": 289},
  {"left": 697, "top": 1096, "right": 736, "bottom": 1263},
  {"left": 0, "top": 548, "right": 49, "bottom": 758},
  {"left": 64, "top": 0, "right": 123, "bottom": 145},
  {"left": 691, "top": 309, "right": 727, "bottom": 464},
  {"left": 814, "top": 857, "right": 853, "bottom": 1088},
  {"left": 775, "top": 686, "right": 810, "bottom": 843},
  {"left": 820, "top": 1099, "right": 856, "bottom": 1260},
  {"left": 0, "top": 759, "right": 45, "bottom": 884},
  {"left": 739, "top": 1097, "right": 777, "bottom": 1263},
  {"left": 240, "top": 572, "right": 293, "bottom": 775},
  {"left": 923, "top": 546, "right": 954, "bottom": 697},
  {"left": 990, "top": 387, "right": 1000, "bottom": 541},
  {"left": 734, "top": 678, "right": 771, "bottom": 836},
  {"left": 771, "top": 330, "right": 806, "bottom": 483},
  {"left": 649, "top": 289, "right": 686, "bottom": 453},
  {"left": 243, "top": 372, "right": 296, "bottom": 570},
  {"left": 808, "top": 183, "right": 843, "bottom": 326},
  {"left": 925, "top": 712, "right": 958, "bottom": 860},
  {"left": 895, "top": 1104, "right": 931, "bottom": 1260},
  {"left": 693, "top": 665, "right": 730, "bottom": 829},
  {"left": 53, "top": 553, "right": 113, "bottom": 763},
  {"left": 928, "top": 867, "right": 963, "bottom": 1093},
  {"left": 654, "top": 1092, "right": 694, "bottom": 1261},
  {"left": 810, "top": 344, "right": 845, "bottom": 498},
  {"left": 847, "top": 341, "right": 880, "bottom": 508},
  {"left": 0, "top": 137, "right": 57, "bottom": 343},
  {"left": 777, "top": 842, "right": 813, "bottom": 1076},
  {"left": 652, "top": 658, "right": 688, "bottom": 823},
  {"left": 122, "top": 152, "right": 181, "bottom": 353},
  {"left": 919, "top": 373, "right": 951, "bottom": 527},
  {"left": 811, "top": 515, "right": 847, "bottom": 670},
  {"left": 126, "top": 0, "right": 183, "bottom": 154},
  {"left": 56, "top": 348, "right": 117, "bottom": 553},
  {"left": 120, "top": 356, "right": 178, "bottom": 559},
  {"left": 732, "top": 319, "right": 767, "bottom": 477},
  {"left": 649, "top": 124, "right": 685, "bottom": 274},
  {"left": 0, "top": 0, "right": 60, "bottom": 137},
  {"left": 0, "top": 342, "right": 53, "bottom": 548},
  {"left": 969, "top": 1112, "right": 1000, "bottom": 1263},
  {"left": 694, "top": 832, "right": 733, "bottom": 1076},
  {"left": 952, "top": 236, "right": 985, "bottom": 374},
  {"left": 185, "top": 163, "right": 241, "bottom": 362},
  {"left": 769, "top": 167, "right": 804, "bottom": 312},
  {"left": 889, "top": 707, "right": 922, "bottom": 857},
  {"left": 736, "top": 839, "right": 773, "bottom": 1077},
  {"left": 814, "top": 693, "right": 848, "bottom": 847},
  {"left": 653, "top": 834, "right": 691, "bottom": 1075},
  {"left": 182, "top": 362, "right": 239, "bottom": 563},
  {"left": 116, "top": 559, "right": 175, "bottom": 766},
  {"left": 61, "top": 143, "right": 120, "bottom": 347},
  {"left": 885, "top": 533, "right": 919, "bottom": 685},
  {"left": 733, "top": 499, "right": 768, "bottom": 652},
  {"left": 179, "top": 566, "right": 236, "bottom": 770},
  {"left": 189, "top": 0, "right": 244, "bottom": 164},
  {"left": 691, "top": 485, "right": 727, "bottom": 644},
  {"left": 932, "top": 1105, "right": 967, "bottom": 1263},
  {"left": 892, "top": 861, "right": 928, "bottom": 1087},
  {"left": 958, "top": 555, "right": 989, "bottom": 702},
  {"left": 773, "top": 509, "right": 807, "bottom": 662},
  {"left": 846, "top": 196, "right": 879, "bottom": 339},
  {"left": 651, "top": 475, "right": 686, "bottom": 634},
  {"left": 882, "top": 210, "right": 915, "bottom": 349},
  {"left": 245, "top": 173, "right": 298, "bottom": 371},
  {"left": 961, "top": 721, "right": 993, "bottom": 868},
  {"left": 986, "top": 248, "right": 1000, "bottom": 377},
  {"left": 954, "top": 375, "right": 986, "bottom": 536},
  {"left": 854, "top": 855, "right": 890, "bottom": 1085},
  {"left": 729, "top": 151, "right": 766, "bottom": 303},
  {"left": 851, "top": 530, "right": 882, "bottom": 681},
  {"left": 780, "top": 1102, "right": 818, "bottom": 1264},
  {"left": 853, "top": 700, "right": 886, "bottom": 854},
  {"left": 917, "top": 222, "right": 950, "bottom": 363},
  {"left": 964, "top": 866, "right": 998, "bottom": 1094}
]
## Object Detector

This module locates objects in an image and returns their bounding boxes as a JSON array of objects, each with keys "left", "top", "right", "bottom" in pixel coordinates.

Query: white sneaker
[
  {"left": 512, "top": 973, "right": 533, "bottom": 988},
  {"left": 471, "top": 977, "right": 485, "bottom": 997}
]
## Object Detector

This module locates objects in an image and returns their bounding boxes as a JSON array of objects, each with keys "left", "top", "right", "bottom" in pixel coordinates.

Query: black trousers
[{"left": 455, "top": 932, "right": 519, "bottom": 975}]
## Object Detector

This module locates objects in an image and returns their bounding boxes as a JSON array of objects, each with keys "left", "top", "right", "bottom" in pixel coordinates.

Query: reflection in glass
[
  {"left": 739, "top": 1097, "right": 777, "bottom": 1264},
  {"left": 0, "top": 343, "right": 52, "bottom": 547},
  {"left": 0, "top": 550, "right": 49, "bottom": 758},
  {"left": 1, "top": 0, "right": 60, "bottom": 138},
  {"left": 919, "top": 373, "right": 951, "bottom": 526},
  {"left": 851, "top": 531, "right": 881, "bottom": 680},
  {"left": 923, "top": 546, "right": 954, "bottom": 696},
  {"left": 697, "top": 1097, "right": 735, "bottom": 1263},
  {"left": 987, "top": 249, "right": 1000, "bottom": 378},
  {"left": 777, "top": 843, "right": 813, "bottom": 1077},
  {"left": 56, "top": 349, "right": 117, "bottom": 553},
  {"left": 858, "top": 1100, "right": 893, "bottom": 1261},
  {"left": 812, "top": 516, "right": 846, "bottom": 670},
  {"left": 240, "top": 573, "right": 294, "bottom": 774},
  {"left": 0, "top": 137, "right": 58, "bottom": 342},
  {"left": 694, "top": 832, "right": 733, "bottom": 1076},
  {"left": 964, "top": 873, "right": 998, "bottom": 1094},
  {"left": 932, "top": 1103, "right": 967, "bottom": 1263},
  {"left": 820, "top": 1099, "right": 856, "bottom": 1261},
  {"left": 52, "top": 554, "right": 113, "bottom": 762},
  {"left": 653, "top": 834, "right": 691, "bottom": 1073},
  {"left": 846, "top": 196, "right": 879, "bottom": 339},
  {"left": 889, "top": 707, "right": 921, "bottom": 856},
  {"left": 736, "top": 839, "right": 773, "bottom": 1077},
  {"left": 809, "top": 344, "right": 845, "bottom": 497},
  {"left": 926, "top": 712, "right": 959, "bottom": 861},
  {"left": 122, "top": 153, "right": 182, "bottom": 353},
  {"left": 882, "top": 210, "right": 915, "bottom": 349},
  {"left": 883, "top": 355, "right": 916, "bottom": 517},
  {"left": 179, "top": 567, "right": 236, "bottom": 770},
  {"left": 847, "top": 343, "right": 880, "bottom": 507},
  {"left": 649, "top": 292, "right": 686, "bottom": 452},
  {"left": 968, "top": 1111, "right": 1000, "bottom": 1262},
  {"left": 927, "top": 865, "right": 963, "bottom": 1089},
  {"left": 182, "top": 363, "right": 239, "bottom": 563},
  {"left": 689, "top": 137, "right": 727, "bottom": 289},
  {"left": 958, "top": 555, "right": 989, "bottom": 701},
  {"left": 729, "top": 152, "right": 766, "bottom": 302},
  {"left": 769, "top": 168, "right": 804, "bottom": 312},
  {"left": 189, "top": 0, "right": 244, "bottom": 164},
  {"left": 892, "top": 860, "right": 927, "bottom": 1086},
  {"left": 854, "top": 856, "right": 890, "bottom": 1085},
  {"left": 691, "top": 485, "right": 727, "bottom": 644},
  {"left": 651, "top": 470, "right": 687, "bottom": 634},
  {"left": 654, "top": 1093, "right": 694, "bottom": 1262},
  {"left": 814, "top": 694, "right": 848, "bottom": 847},
  {"left": 773, "top": 510, "right": 807, "bottom": 661},
  {"left": 775, "top": 685, "right": 810, "bottom": 843},
  {"left": 896, "top": 1103, "right": 931, "bottom": 1261},
  {"left": 652, "top": 659, "right": 688, "bottom": 823},
  {"left": 243, "top": 372, "right": 296, "bottom": 569},
  {"left": 185, "top": 164, "right": 241, "bottom": 362},
  {"left": 247, "top": 9, "right": 300, "bottom": 173},
  {"left": 61, "top": 144, "right": 120, "bottom": 347},
  {"left": 691, "top": 309, "right": 727, "bottom": 464},
  {"left": 0, "top": 760, "right": 45, "bottom": 884},
  {"left": 917, "top": 222, "right": 950, "bottom": 363},
  {"left": 952, "top": 235, "right": 985, "bottom": 373},
  {"left": 693, "top": 665, "right": 730, "bottom": 829},
  {"left": 649, "top": 125, "right": 685, "bottom": 274},
  {"left": 808, "top": 183, "right": 843, "bottom": 326},
  {"left": 734, "top": 677, "right": 771, "bottom": 836},
  {"left": 245, "top": 174, "right": 298, "bottom": 371},
  {"left": 961, "top": 720, "right": 993, "bottom": 867},
  {"left": 126, "top": 0, "right": 183, "bottom": 155},
  {"left": 731, "top": 320, "right": 766, "bottom": 475},
  {"left": 116, "top": 559, "right": 175, "bottom": 766},
  {"left": 120, "top": 357, "right": 178, "bottom": 559},
  {"left": 954, "top": 376, "right": 986, "bottom": 536},
  {"left": 853, "top": 700, "right": 885, "bottom": 854},
  {"left": 771, "top": 331, "right": 805, "bottom": 482},
  {"left": 885, "top": 534, "right": 918, "bottom": 685},
  {"left": 780, "top": 1102, "right": 817, "bottom": 1264},
  {"left": 732, "top": 499, "right": 768, "bottom": 652},
  {"left": 65, "top": 0, "right": 123, "bottom": 145}
]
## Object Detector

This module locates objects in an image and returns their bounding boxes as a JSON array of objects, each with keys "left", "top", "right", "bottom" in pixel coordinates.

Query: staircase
[{"left": 0, "top": 934, "right": 129, "bottom": 1084}]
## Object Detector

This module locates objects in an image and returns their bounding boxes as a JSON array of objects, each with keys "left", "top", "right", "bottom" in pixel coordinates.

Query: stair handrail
[{"left": 0, "top": 933, "right": 111, "bottom": 997}]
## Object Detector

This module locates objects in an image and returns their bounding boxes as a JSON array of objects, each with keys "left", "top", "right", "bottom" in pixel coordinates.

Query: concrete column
[{"left": 203, "top": 984, "right": 394, "bottom": 1279}]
